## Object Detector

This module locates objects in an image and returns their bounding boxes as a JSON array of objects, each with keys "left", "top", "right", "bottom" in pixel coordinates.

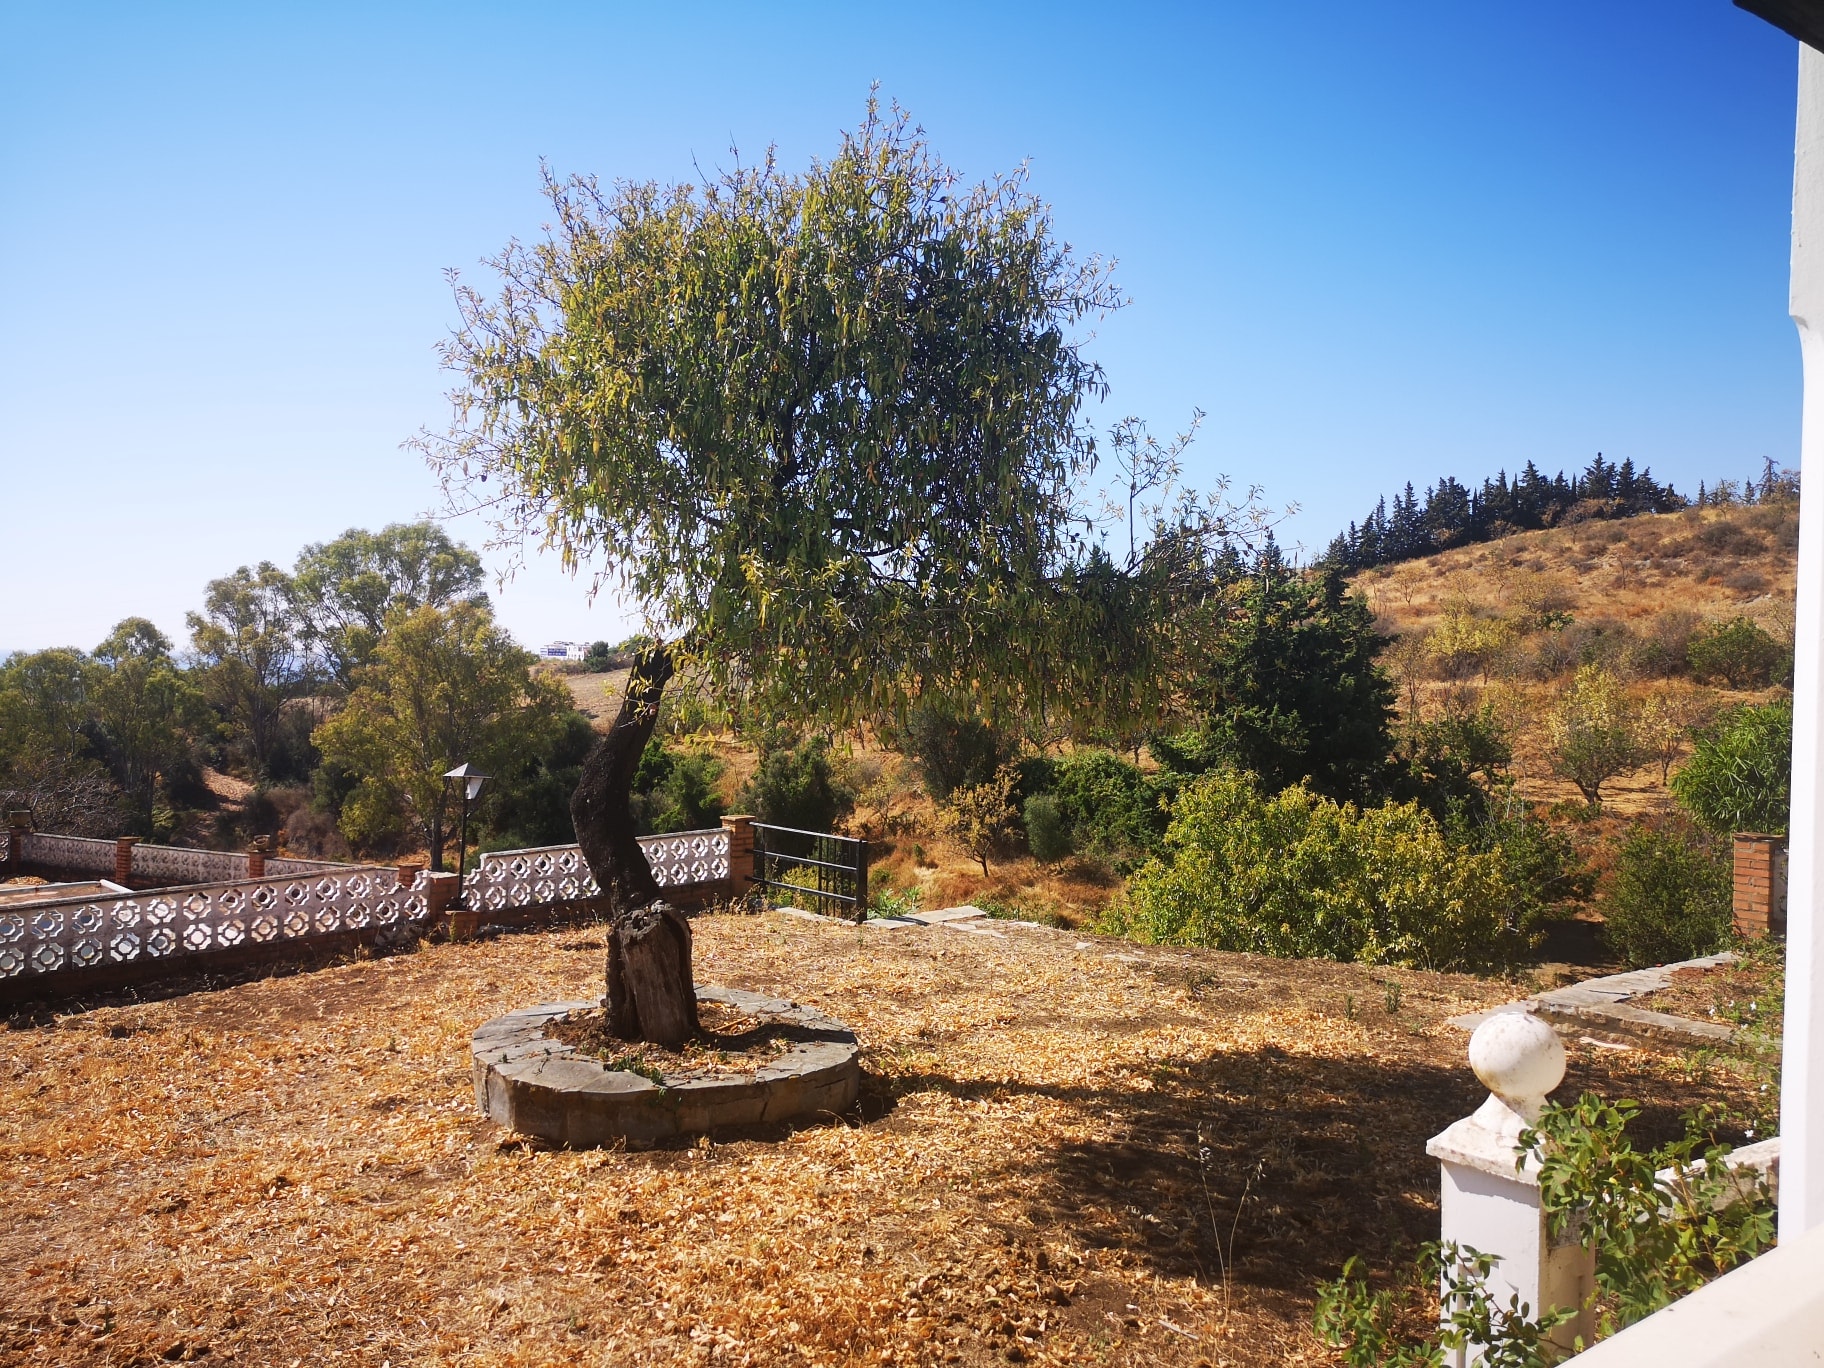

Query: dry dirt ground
[
  {"left": 561, "top": 670, "right": 633, "bottom": 725},
  {"left": 0, "top": 912, "right": 1757, "bottom": 1368}
]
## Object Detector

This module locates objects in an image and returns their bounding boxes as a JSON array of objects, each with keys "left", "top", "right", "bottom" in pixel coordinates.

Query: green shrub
[
  {"left": 1626, "top": 610, "right": 1703, "bottom": 679},
  {"left": 486, "top": 710, "right": 599, "bottom": 845},
  {"left": 1022, "top": 793, "right": 1073, "bottom": 863},
  {"left": 1318, "top": 1095, "right": 1774, "bottom": 1362},
  {"left": 897, "top": 701, "right": 1013, "bottom": 801},
  {"left": 1672, "top": 697, "right": 1792, "bottom": 835},
  {"left": 1394, "top": 704, "right": 1512, "bottom": 823},
  {"left": 867, "top": 882, "right": 923, "bottom": 919},
  {"left": 1686, "top": 617, "right": 1788, "bottom": 689},
  {"left": 740, "top": 734, "right": 854, "bottom": 832},
  {"left": 1049, "top": 749, "right": 1165, "bottom": 870},
  {"left": 1525, "top": 1095, "right": 1774, "bottom": 1334},
  {"left": 1457, "top": 797, "right": 1593, "bottom": 925},
  {"left": 1115, "top": 769, "right": 1522, "bottom": 970},
  {"left": 629, "top": 737, "right": 728, "bottom": 834},
  {"left": 1317, "top": 1243, "right": 1571, "bottom": 1368},
  {"left": 1603, "top": 825, "right": 1731, "bottom": 967}
]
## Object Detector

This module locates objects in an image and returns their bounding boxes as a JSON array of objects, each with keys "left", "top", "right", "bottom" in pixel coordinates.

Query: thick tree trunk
[{"left": 569, "top": 645, "right": 699, "bottom": 1046}]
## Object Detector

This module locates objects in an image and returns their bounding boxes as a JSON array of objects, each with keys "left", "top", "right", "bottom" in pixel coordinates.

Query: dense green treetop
[
  {"left": 292, "top": 522, "right": 487, "bottom": 686},
  {"left": 423, "top": 101, "right": 1255, "bottom": 733},
  {"left": 313, "top": 601, "right": 567, "bottom": 860},
  {"left": 1152, "top": 566, "right": 1395, "bottom": 805},
  {"left": 1673, "top": 697, "right": 1792, "bottom": 835},
  {"left": 187, "top": 562, "right": 308, "bottom": 776},
  {"left": 84, "top": 619, "right": 209, "bottom": 826}
]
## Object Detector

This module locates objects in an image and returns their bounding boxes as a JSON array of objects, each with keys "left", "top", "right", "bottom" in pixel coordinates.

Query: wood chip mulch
[{"left": 0, "top": 913, "right": 1757, "bottom": 1366}]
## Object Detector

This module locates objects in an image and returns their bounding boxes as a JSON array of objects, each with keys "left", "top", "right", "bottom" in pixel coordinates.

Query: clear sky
[{"left": 0, "top": 1, "right": 1802, "bottom": 656}]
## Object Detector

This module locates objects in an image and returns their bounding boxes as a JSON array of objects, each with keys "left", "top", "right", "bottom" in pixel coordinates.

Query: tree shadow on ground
[{"left": 872, "top": 1042, "right": 1728, "bottom": 1296}]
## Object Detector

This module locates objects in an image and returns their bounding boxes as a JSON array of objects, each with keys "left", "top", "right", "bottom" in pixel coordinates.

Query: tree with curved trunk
[{"left": 421, "top": 101, "right": 1258, "bottom": 1046}]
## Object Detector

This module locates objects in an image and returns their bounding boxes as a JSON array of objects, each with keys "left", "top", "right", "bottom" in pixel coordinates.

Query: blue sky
[{"left": 0, "top": 1, "right": 1801, "bottom": 655}]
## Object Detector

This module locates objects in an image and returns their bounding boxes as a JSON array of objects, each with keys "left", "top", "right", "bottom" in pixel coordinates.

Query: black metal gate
[{"left": 749, "top": 823, "right": 869, "bottom": 922}]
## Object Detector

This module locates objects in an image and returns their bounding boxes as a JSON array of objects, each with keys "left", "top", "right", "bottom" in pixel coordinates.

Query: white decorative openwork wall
[
  {"left": 468, "top": 829, "right": 730, "bottom": 913},
  {"left": 0, "top": 867, "right": 428, "bottom": 982},
  {"left": 6, "top": 833, "right": 350, "bottom": 886},
  {"left": 16, "top": 833, "right": 115, "bottom": 877}
]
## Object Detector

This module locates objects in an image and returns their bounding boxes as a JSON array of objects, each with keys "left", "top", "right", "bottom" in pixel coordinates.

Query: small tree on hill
[
  {"left": 1546, "top": 665, "right": 1641, "bottom": 813},
  {"left": 937, "top": 765, "right": 1021, "bottom": 876},
  {"left": 1685, "top": 617, "right": 1788, "bottom": 690},
  {"left": 422, "top": 103, "right": 1251, "bottom": 1044},
  {"left": 1636, "top": 690, "right": 1714, "bottom": 787}
]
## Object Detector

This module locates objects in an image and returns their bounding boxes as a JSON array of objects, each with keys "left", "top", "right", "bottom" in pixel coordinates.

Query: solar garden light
[{"left": 442, "top": 763, "right": 489, "bottom": 908}]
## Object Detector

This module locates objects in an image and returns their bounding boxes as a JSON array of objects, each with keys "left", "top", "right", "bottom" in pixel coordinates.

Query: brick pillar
[
  {"left": 722, "top": 814, "right": 756, "bottom": 898},
  {"left": 114, "top": 836, "right": 140, "bottom": 886},
  {"left": 1734, "top": 833, "right": 1789, "bottom": 939},
  {"left": 424, "top": 870, "right": 471, "bottom": 937},
  {"left": 4, "top": 811, "right": 30, "bottom": 881},
  {"left": 247, "top": 836, "right": 269, "bottom": 880},
  {"left": 396, "top": 860, "right": 426, "bottom": 893}
]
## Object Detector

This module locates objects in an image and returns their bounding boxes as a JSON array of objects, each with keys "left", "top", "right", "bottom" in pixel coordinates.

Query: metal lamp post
[{"left": 442, "top": 763, "right": 489, "bottom": 908}]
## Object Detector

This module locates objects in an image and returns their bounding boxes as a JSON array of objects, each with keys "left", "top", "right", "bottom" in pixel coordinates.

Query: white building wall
[{"left": 1781, "top": 40, "right": 1824, "bottom": 1238}]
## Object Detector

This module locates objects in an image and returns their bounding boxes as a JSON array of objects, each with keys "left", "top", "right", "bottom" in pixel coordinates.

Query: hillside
[
  {"left": 1350, "top": 500, "right": 1796, "bottom": 816},
  {"left": 1353, "top": 500, "right": 1796, "bottom": 642},
  {"left": 555, "top": 667, "right": 632, "bottom": 723}
]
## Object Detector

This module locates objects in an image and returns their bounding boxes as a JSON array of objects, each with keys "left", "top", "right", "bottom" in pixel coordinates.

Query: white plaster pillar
[
  {"left": 1781, "top": 41, "right": 1824, "bottom": 1240},
  {"left": 1427, "top": 1013, "right": 1593, "bottom": 1363}
]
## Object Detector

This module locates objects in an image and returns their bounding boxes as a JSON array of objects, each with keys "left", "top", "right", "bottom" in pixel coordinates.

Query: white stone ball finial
[{"left": 1468, "top": 1010, "right": 1565, "bottom": 1126}]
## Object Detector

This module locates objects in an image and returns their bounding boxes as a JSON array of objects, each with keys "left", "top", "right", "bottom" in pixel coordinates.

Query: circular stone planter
[{"left": 471, "top": 986, "right": 860, "bottom": 1146}]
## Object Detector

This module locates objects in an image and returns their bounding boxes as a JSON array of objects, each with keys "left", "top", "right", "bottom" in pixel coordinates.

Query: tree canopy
[
  {"left": 187, "top": 562, "right": 309, "bottom": 777},
  {"left": 313, "top": 601, "right": 567, "bottom": 864},
  {"left": 292, "top": 522, "right": 488, "bottom": 686},
  {"left": 1151, "top": 565, "right": 1396, "bottom": 805},
  {"left": 424, "top": 101, "right": 1249, "bottom": 735}
]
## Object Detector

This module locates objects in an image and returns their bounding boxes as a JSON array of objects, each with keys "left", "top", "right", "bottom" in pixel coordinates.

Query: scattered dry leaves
[{"left": 0, "top": 913, "right": 1748, "bottom": 1365}]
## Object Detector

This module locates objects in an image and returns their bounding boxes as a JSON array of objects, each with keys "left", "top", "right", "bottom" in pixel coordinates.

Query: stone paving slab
[
  {"left": 941, "top": 920, "right": 1008, "bottom": 939},
  {"left": 905, "top": 905, "right": 991, "bottom": 925},
  {"left": 1448, "top": 952, "right": 1742, "bottom": 1046}
]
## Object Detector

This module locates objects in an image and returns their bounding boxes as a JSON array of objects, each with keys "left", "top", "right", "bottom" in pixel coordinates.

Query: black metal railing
[{"left": 750, "top": 822, "right": 869, "bottom": 922}]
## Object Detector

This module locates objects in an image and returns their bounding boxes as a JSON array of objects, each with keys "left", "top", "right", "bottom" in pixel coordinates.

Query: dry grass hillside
[
  {"left": 559, "top": 668, "right": 632, "bottom": 724},
  {"left": 1354, "top": 501, "right": 1796, "bottom": 634},
  {"left": 1353, "top": 500, "right": 1796, "bottom": 818}
]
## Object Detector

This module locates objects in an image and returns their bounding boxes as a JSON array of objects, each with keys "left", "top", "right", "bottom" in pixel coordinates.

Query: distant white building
[{"left": 540, "top": 641, "right": 589, "bottom": 662}]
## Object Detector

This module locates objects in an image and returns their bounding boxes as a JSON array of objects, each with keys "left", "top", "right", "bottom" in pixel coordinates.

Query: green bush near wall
[{"left": 1112, "top": 768, "right": 1524, "bottom": 971}]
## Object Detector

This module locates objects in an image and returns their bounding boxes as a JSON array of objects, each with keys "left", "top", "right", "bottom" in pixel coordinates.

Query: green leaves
[
  {"left": 313, "top": 601, "right": 568, "bottom": 855},
  {"left": 1118, "top": 769, "right": 1523, "bottom": 971},
  {"left": 291, "top": 523, "right": 488, "bottom": 687},
  {"left": 1316, "top": 1243, "right": 1575, "bottom": 1368},
  {"left": 1521, "top": 1095, "right": 1775, "bottom": 1335},
  {"left": 1672, "top": 697, "right": 1792, "bottom": 835},
  {"left": 422, "top": 99, "right": 1218, "bottom": 737},
  {"left": 1320, "top": 1097, "right": 1777, "bottom": 1363}
]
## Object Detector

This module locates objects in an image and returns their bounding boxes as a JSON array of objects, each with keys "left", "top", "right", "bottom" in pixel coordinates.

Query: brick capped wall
[{"left": 1733, "top": 832, "right": 1788, "bottom": 939}]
